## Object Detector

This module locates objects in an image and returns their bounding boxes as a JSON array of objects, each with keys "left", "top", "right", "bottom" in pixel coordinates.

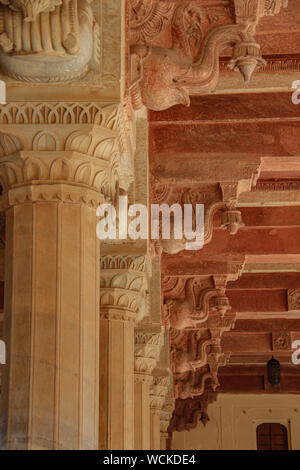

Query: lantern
[{"left": 267, "top": 356, "right": 281, "bottom": 387}]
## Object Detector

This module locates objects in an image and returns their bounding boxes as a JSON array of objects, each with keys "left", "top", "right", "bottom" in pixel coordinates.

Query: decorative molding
[
  {"left": 220, "top": 54, "right": 300, "bottom": 73},
  {"left": 0, "top": 102, "right": 120, "bottom": 126},
  {"left": 0, "top": 183, "right": 104, "bottom": 209},
  {"left": 253, "top": 180, "right": 300, "bottom": 192},
  {"left": 150, "top": 373, "right": 170, "bottom": 412}
]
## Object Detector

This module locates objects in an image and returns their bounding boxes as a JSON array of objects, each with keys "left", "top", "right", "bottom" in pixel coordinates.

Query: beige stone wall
[{"left": 172, "top": 394, "right": 300, "bottom": 450}]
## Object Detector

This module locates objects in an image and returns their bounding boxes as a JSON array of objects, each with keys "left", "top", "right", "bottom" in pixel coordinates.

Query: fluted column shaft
[
  {"left": 0, "top": 185, "right": 101, "bottom": 449},
  {"left": 99, "top": 310, "right": 135, "bottom": 450},
  {"left": 134, "top": 374, "right": 152, "bottom": 450}
]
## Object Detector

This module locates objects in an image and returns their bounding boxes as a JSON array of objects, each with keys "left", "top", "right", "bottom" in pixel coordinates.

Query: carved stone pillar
[
  {"left": 0, "top": 174, "right": 102, "bottom": 450},
  {"left": 99, "top": 255, "right": 148, "bottom": 450},
  {"left": 0, "top": 102, "right": 127, "bottom": 449},
  {"left": 134, "top": 325, "right": 162, "bottom": 450}
]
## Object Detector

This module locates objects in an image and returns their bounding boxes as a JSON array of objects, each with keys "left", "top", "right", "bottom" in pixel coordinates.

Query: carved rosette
[
  {"left": 100, "top": 255, "right": 150, "bottom": 323},
  {"left": 134, "top": 325, "right": 163, "bottom": 381},
  {"left": 0, "top": 103, "right": 133, "bottom": 207}
]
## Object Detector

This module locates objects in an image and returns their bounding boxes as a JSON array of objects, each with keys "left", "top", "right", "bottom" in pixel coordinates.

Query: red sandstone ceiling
[{"left": 145, "top": 1, "right": 300, "bottom": 432}]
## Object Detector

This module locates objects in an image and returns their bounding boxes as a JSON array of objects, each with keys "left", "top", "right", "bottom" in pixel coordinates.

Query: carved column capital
[
  {"left": 0, "top": 0, "right": 100, "bottom": 82},
  {"left": 134, "top": 324, "right": 163, "bottom": 378},
  {"left": 100, "top": 255, "right": 150, "bottom": 323}
]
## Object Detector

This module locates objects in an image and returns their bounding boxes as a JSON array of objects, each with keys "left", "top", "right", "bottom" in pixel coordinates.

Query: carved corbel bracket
[
  {"left": 151, "top": 163, "right": 261, "bottom": 254},
  {"left": 162, "top": 274, "right": 235, "bottom": 332},
  {"left": 128, "top": 0, "right": 288, "bottom": 111},
  {"left": 168, "top": 391, "right": 218, "bottom": 433}
]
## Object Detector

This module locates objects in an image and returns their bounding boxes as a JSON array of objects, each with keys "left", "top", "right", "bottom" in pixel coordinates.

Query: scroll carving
[{"left": 288, "top": 289, "right": 300, "bottom": 312}]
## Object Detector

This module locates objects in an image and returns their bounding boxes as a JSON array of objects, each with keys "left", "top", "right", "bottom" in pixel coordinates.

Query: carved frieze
[{"left": 168, "top": 391, "right": 217, "bottom": 433}]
